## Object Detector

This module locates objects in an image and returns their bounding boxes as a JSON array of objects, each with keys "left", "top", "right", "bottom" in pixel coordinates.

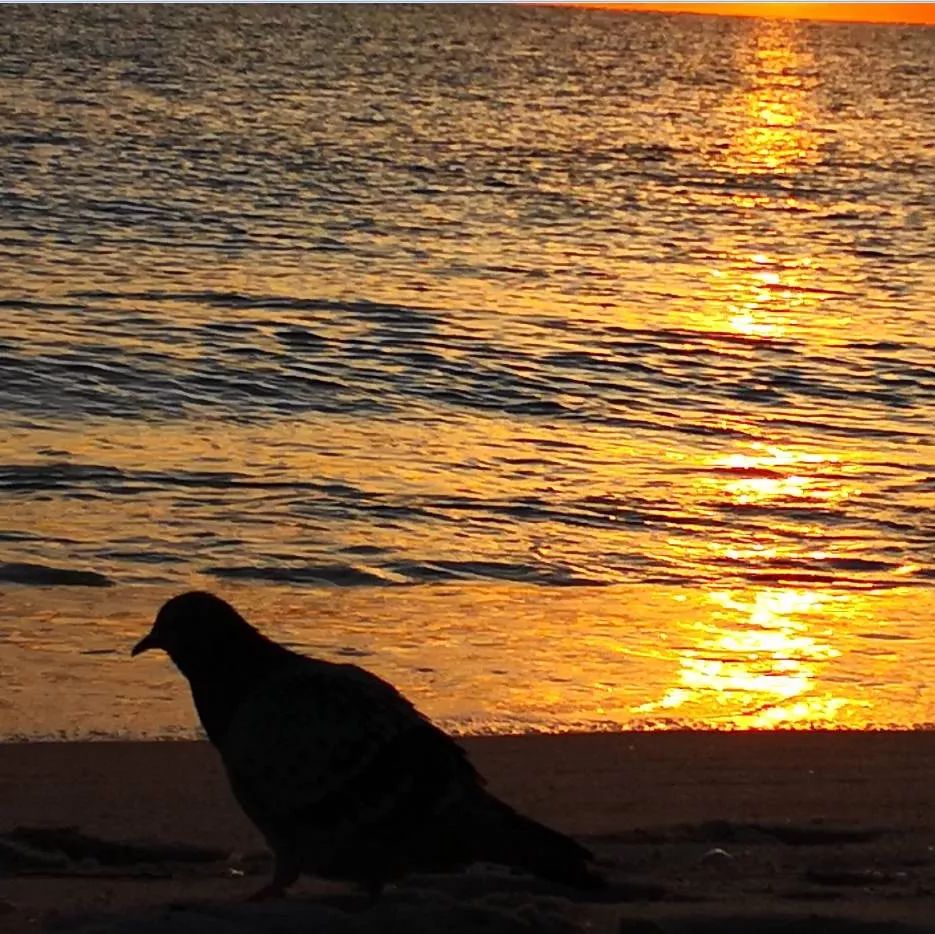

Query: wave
[
  {"left": 386, "top": 559, "right": 605, "bottom": 586},
  {"left": 0, "top": 562, "right": 113, "bottom": 587},
  {"left": 68, "top": 288, "right": 444, "bottom": 326},
  {"left": 205, "top": 559, "right": 606, "bottom": 588},
  {"left": 206, "top": 564, "right": 405, "bottom": 586},
  {"left": 0, "top": 462, "right": 363, "bottom": 496}
]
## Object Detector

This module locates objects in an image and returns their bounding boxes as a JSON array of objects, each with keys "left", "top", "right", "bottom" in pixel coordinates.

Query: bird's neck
[{"left": 181, "top": 634, "right": 293, "bottom": 744}]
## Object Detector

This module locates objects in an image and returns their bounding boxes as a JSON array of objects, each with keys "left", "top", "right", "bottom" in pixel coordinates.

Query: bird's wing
[{"left": 217, "top": 657, "right": 477, "bottom": 829}]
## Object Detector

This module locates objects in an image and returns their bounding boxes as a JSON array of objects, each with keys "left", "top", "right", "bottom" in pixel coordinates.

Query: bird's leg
[
  {"left": 246, "top": 853, "right": 300, "bottom": 902},
  {"left": 364, "top": 879, "right": 385, "bottom": 906}
]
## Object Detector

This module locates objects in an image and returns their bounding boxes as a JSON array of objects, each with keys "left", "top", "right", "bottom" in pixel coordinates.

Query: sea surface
[{"left": 1, "top": 5, "right": 933, "bottom": 738}]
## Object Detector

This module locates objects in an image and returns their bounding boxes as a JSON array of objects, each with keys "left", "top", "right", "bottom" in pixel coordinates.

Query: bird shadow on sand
[{"left": 3, "top": 825, "right": 665, "bottom": 933}]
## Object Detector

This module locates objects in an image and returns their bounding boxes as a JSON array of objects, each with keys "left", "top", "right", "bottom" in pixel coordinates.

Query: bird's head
[{"left": 131, "top": 591, "right": 262, "bottom": 677}]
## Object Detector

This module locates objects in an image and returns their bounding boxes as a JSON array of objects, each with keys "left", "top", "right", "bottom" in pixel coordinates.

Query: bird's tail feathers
[{"left": 475, "top": 793, "right": 605, "bottom": 890}]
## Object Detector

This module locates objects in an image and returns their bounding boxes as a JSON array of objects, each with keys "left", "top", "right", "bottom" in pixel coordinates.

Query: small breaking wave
[
  {"left": 205, "top": 564, "right": 406, "bottom": 587},
  {"left": 205, "top": 560, "right": 606, "bottom": 588}
]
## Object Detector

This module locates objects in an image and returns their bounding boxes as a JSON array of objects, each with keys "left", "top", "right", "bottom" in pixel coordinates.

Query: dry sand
[{"left": 2, "top": 732, "right": 935, "bottom": 932}]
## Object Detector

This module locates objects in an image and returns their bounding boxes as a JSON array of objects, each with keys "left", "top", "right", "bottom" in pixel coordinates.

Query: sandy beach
[{"left": 2, "top": 731, "right": 935, "bottom": 932}]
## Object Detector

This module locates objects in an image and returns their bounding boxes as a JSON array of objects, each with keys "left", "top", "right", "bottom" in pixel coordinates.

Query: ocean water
[{"left": 1, "top": 5, "right": 933, "bottom": 738}]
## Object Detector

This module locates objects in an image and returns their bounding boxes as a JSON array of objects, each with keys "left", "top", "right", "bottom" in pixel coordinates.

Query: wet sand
[{"left": 2, "top": 732, "right": 935, "bottom": 932}]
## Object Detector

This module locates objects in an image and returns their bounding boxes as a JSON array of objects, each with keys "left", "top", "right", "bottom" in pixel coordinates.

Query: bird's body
[{"left": 132, "top": 591, "right": 603, "bottom": 898}]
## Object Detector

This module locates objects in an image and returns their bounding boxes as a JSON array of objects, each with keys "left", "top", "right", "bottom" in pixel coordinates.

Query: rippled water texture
[{"left": 0, "top": 6, "right": 933, "bottom": 737}]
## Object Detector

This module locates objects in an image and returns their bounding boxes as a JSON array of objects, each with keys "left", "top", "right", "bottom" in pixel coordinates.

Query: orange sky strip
[{"left": 565, "top": 3, "right": 935, "bottom": 25}]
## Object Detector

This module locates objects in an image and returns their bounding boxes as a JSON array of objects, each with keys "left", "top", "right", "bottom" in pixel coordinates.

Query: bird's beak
[{"left": 131, "top": 632, "right": 160, "bottom": 657}]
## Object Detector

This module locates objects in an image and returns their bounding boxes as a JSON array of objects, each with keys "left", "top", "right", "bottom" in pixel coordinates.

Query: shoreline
[
  {"left": 3, "top": 731, "right": 935, "bottom": 931},
  {"left": 5, "top": 580, "right": 935, "bottom": 738}
]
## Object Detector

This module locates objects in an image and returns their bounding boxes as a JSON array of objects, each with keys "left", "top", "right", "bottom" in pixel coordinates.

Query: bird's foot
[{"left": 246, "top": 854, "right": 300, "bottom": 902}]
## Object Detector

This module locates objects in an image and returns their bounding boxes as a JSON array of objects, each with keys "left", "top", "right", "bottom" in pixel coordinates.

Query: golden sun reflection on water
[
  {"left": 636, "top": 588, "right": 865, "bottom": 728},
  {"left": 705, "top": 252, "right": 835, "bottom": 343},
  {"left": 713, "top": 445, "right": 860, "bottom": 507},
  {"left": 684, "top": 19, "right": 862, "bottom": 345},
  {"left": 649, "top": 431, "right": 875, "bottom": 727},
  {"left": 724, "top": 19, "right": 821, "bottom": 177},
  {"left": 665, "top": 441, "right": 867, "bottom": 585}
]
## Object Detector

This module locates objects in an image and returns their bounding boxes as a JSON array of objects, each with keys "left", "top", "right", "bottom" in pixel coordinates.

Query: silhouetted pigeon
[{"left": 132, "top": 591, "right": 603, "bottom": 900}]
